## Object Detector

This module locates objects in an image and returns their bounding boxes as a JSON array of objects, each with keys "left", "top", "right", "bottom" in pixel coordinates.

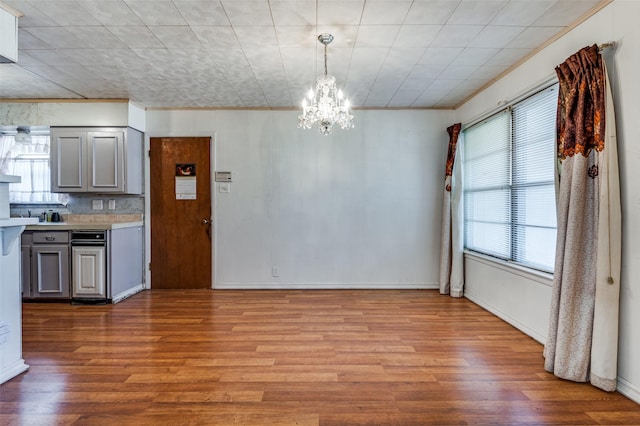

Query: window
[
  {"left": 1, "top": 130, "right": 61, "bottom": 204},
  {"left": 463, "top": 84, "right": 558, "bottom": 272}
]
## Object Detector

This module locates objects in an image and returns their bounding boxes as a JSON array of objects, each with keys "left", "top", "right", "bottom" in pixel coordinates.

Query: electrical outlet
[
  {"left": 108, "top": 199, "right": 116, "bottom": 210},
  {"left": 271, "top": 266, "right": 280, "bottom": 277},
  {"left": 92, "top": 199, "right": 103, "bottom": 210}
]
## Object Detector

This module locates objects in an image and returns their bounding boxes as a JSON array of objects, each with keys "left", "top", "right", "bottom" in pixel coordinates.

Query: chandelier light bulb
[{"left": 298, "top": 33, "right": 354, "bottom": 135}]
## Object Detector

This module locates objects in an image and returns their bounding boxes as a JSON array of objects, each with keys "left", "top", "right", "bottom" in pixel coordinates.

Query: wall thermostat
[{"left": 215, "top": 171, "right": 232, "bottom": 182}]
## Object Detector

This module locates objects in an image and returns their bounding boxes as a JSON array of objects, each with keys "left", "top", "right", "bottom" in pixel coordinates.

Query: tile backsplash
[{"left": 11, "top": 194, "right": 144, "bottom": 218}]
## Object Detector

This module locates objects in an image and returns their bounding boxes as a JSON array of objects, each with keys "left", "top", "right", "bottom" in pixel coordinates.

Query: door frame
[{"left": 144, "top": 132, "right": 217, "bottom": 290}]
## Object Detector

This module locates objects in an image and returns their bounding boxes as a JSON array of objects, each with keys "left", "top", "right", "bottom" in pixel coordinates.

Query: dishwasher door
[{"left": 71, "top": 232, "right": 107, "bottom": 302}]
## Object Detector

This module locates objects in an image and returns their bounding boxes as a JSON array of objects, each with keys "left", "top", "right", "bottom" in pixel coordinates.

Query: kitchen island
[{"left": 0, "top": 217, "right": 39, "bottom": 384}]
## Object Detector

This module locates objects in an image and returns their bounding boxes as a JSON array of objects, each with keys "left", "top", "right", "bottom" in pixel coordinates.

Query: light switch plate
[
  {"left": 219, "top": 183, "right": 231, "bottom": 193},
  {"left": 108, "top": 199, "right": 116, "bottom": 210},
  {"left": 92, "top": 200, "right": 103, "bottom": 210}
]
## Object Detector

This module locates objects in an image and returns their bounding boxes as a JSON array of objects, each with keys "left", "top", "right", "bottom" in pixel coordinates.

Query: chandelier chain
[{"left": 324, "top": 43, "right": 328, "bottom": 77}]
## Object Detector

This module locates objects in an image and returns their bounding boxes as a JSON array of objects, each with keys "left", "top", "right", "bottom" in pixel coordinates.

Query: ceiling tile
[
  {"left": 275, "top": 26, "right": 318, "bottom": 48},
  {"left": 361, "top": 1, "right": 412, "bottom": 25},
  {"left": 393, "top": 25, "right": 442, "bottom": 48},
  {"left": 66, "top": 27, "right": 128, "bottom": 49},
  {"left": 430, "top": 25, "right": 484, "bottom": 48},
  {"left": 22, "top": 27, "right": 84, "bottom": 49},
  {"left": 418, "top": 47, "right": 464, "bottom": 67},
  {"left": 408, "top": 63, "right": 448, "bottom": 80},
  {"left": 126, "top": 0, "right": 187, "bottom": 26},
  {"left": 107, "top": 26, "right": 165, "bottom": 49},
  {"left": 317, "top": 1, "right": 365, "bottom": 25},
  {"left": 191, "top": 26, "right": 241, "bottom": 49},
  {"left": 174, "top": 0, "right": 230, "bottom": 25},
  {"left": 446, "top": 0, "right": 508, "bottom": 25},
  {"left": 533, "top": 0, "right": 601, "bottom": 27},
  {"left": 235, "top": 26, "right": 279, "bottom": 49},
  {"left": 451, "top": 47, "right": 499, "bottom": 66},
  {"left": 271, "top": 1, "right": 316, "bottom": 26},
  {"left": 150, "top": 27, "right": 203, "bottom": 49},
  {"left": 439, "top": 64, "right": 479, "bottom": 80},
  {"left": 17, "top": 29, "right": 52, "bottom": 49},
  {"left": 404, "top": 0, "right": 461, "bottom": 25},
  {"left": 222, "top": 1, "right": 274, "bottom": 26},
  {"left": 3, "top": 0, "right": 59, "bottom": 26},
  {"left": 490, "top": 48, "right": 532, "bottom": 66},
  {"left": 470, "top": 64, "right": 510, "bottom": 80},
  {"left": 0, "top": 64, "right": 83, "bottom": 97},
  {"left": 26, "top": 0, "right": 102, "bottom": 26},
  {"left": 387, "top": 88, "right": 423, "bottom": 107},
  {"left": 490, "top": 0, "right": 556, "bottom": 26},
  {"left": 506, "top": 26, "right": 564, "bottom": 49},
  {"left": 468, "top": 26, "right": 525, "bottom": 48},
  {"left": 20, "top": 49, "right": 81, "bottom": 67},
  {"left": 355, "top": 26, "right": 401, "bottom": 48},
  {"left": 13, "top": 51, "right": 48, "bottom": 67},
  {"left": 80, "top": 0, "right": 145, "bottom": 26}
]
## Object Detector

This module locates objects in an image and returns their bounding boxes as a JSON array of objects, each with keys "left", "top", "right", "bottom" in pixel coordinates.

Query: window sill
[{"left": 463, "top": 250, "right": 554, "bottom": 287}]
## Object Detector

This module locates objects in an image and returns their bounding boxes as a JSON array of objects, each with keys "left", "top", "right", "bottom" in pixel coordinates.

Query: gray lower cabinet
[
  {"left": 22, "top": 231, "right": 70, "bottom": 300},
  {"left": 109, "top": 226, "right": 143, "bottom": 301}
]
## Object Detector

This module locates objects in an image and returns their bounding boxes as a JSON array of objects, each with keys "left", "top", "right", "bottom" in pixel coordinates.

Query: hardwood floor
[{"left": 2, "top": 290, "right": 639, "bottom": 425}]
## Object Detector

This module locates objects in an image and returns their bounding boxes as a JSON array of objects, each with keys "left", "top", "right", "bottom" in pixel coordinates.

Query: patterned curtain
[
  {"left": 439, "top": 123, "right": 464, "bottom": 297},
  {"left": 544, "top": 45, "right": 621, "bottom": 392}
]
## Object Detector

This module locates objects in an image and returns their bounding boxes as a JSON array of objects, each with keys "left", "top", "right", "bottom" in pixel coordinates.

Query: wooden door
[{"left": 150, "top": 137, "right": 212, "bottom": 289}]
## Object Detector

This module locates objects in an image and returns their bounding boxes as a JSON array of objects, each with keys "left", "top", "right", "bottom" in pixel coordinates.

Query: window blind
[
  {"left": 512, "top": 85, "right": 558, "bottom": 271},
  {"left": 463, "top": 84, "right": 558, "bottom": 273}
]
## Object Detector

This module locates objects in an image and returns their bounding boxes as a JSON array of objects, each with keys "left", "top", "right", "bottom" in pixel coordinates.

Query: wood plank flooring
[{"left": 2, "top": 290, "right": 639, "bottom": 425}]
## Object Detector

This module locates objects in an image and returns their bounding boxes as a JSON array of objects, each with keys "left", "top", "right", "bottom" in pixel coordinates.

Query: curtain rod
[{"left": 599, "top": 41, "right": 615, "bottom": 51}]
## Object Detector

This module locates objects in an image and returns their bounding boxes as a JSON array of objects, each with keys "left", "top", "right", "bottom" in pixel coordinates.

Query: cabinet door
[
  {"left": 31, "top": 245, "right": 70, "bottom": 298},
  {"left": 50, "top": 131, "right": 86, "bottom": 192},
  {"left": 72, "top": 246, "right": 106, "bottom": 298},
  {"left": 88, "top": 131, "right": 124, "bottom": 192}
]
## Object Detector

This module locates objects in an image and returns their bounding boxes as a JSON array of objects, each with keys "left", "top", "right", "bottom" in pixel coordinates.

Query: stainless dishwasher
[{"left": 70, "top": 231, "right": 107, "bottom": 303}]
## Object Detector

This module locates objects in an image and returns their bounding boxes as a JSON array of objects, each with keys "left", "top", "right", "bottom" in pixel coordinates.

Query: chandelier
[{"left": 298, "top": 33, "right": 354, "bottom": 135}]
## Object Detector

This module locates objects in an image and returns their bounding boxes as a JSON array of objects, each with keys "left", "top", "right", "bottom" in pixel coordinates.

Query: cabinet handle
[{"left": 45, "top": 235, "right": 55, "bottom": 241}]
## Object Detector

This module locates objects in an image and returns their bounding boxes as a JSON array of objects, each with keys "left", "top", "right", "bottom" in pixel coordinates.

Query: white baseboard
[
  {"left": 464, "top": 290, "right": 547, "bottom": 344},
  {"left": 213, "top": 282, "right": 438, "bottom": 290},
  {"left": 616, "top": 376, "right": 640, "bottom": 404},
  {"left": 0, "top": 359, "right": 28, "bottom": 385},
  {"left": 111, "top": 284, "right": 144, "bottom": 304}
]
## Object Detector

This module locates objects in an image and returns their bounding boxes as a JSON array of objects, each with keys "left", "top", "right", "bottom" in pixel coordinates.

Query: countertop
[
  {"left": 0, "top": 218, "right": 40, "bottom": 228},
  {"left": 25, "top": 221, "right": 143, "bottom": 231}
]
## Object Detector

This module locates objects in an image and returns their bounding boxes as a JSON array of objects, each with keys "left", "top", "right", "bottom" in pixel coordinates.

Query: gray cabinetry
[
  {"left": 50, "top": 127, "right": 143, "bottom": 194},
  {"left": 109, "top": 226, "right": 143, "bottom": 301},
  {"left": 22, "top": 231, "right": 70, "bottom": 299}
]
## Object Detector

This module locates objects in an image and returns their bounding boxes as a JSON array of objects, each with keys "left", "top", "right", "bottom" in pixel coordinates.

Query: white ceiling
[{"left": 0, "top": 0, "right": 606, "bottom": 109}]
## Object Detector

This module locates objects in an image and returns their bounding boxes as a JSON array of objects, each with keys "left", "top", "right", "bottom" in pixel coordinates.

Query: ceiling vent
[{"left": 0, "top": 3, "right": 21, "bottom": 63}]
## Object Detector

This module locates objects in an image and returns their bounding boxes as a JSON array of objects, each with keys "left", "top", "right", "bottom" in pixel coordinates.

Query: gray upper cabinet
[{"left": 50, "top": 127, "right": 143, "bottom": 194}]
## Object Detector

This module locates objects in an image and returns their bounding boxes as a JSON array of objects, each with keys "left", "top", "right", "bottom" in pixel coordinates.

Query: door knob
[{"left": 202, "top": 219, "right": 209, "bottom": 224}]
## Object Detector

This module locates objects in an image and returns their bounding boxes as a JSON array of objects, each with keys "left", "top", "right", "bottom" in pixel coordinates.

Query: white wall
[
  {"left": 146, "top": 109, "right": 453, "bottom": 289},
  {"left": 455, "top": 0, "right": 640, "bottom": 403}
]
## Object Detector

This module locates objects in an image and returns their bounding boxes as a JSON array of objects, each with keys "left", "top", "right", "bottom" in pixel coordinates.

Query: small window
[
  {"left": 463, "top": 84, "right": 558, "bottom": 273},
  {"left": 1, "top": 129, "right": 61, "bottom": 204}
]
